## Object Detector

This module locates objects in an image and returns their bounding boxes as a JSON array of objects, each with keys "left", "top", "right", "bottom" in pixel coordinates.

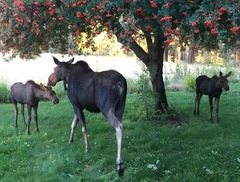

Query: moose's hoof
[
  {"left": 85, "top": 147, "right": 90, "bottom": 153},
  {"left": 68, "top": 139, "right": 73, "bottom": 144},
  {"left": 117, "top": 162, "right": 124, "bottom": 177}
]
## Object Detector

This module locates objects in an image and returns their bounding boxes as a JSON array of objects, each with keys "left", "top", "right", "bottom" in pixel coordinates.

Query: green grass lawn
[{"left": 1, "top": 90, "right": 240, "bottom": 182}]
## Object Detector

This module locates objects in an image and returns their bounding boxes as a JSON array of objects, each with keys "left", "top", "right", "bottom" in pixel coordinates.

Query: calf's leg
[
  {"left": 33, "top": 106, "right": 39, "bottom": 132},
  {"left": 196, "top": 93, "right": 202, "bottom": 115},
  {"left": 194, "top": 93, "right": 202, "bottom": 115},
  {"left": 13, "top": 102, "right": 18, "bottom": 128},
  {"left": 193, "top": 98, "right": 196, "bottom": 115},
  {"left": 21, "top": 104, "right": 27, "bottom": 127},
  {"left": 215, "top": 97, "right": 220, "bottom": 122},
  {"left": 26, "top": 105, "right": 32, "bottom": 135},
  {"left": 209, "top": 96, "right": 213, "bottom": 122}
]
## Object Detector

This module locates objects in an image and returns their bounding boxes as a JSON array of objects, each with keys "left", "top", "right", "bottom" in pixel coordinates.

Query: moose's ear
[
  {"left": 46, "top": 84, "right": 53, "bottom": 90},
  {"left": 39, "top": 83, "right": 47, "bottom": 90},
  {"left": 68, "top": 57, "right": 74, "bottom": 63},
  {"left": 219, "top": 72, "right": 223, "bottom": 77},
  {"left": 226, "top": 71, "right": 232, "bottom": 77},
  {"left": 52, "top": 56, "right": 60, "bottom": 65}
]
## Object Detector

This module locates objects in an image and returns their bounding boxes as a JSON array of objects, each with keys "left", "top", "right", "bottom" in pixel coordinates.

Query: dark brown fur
[
  {"left": 48, "top": 56, "right": 127, "bottom": 177},
  {"left": 193, "top": 71, "right": 231, "bottom": 122}
]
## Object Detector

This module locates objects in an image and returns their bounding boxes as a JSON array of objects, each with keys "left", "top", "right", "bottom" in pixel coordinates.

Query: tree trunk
[
  {"left": 152, "top": 48, "right": 169, "bottom": 112},
  {"left": 114, "top": 26, "right": 169, "bottom": 113},
  {"left": 145, "top": 46, "right": 169, "bottom": 112},
  {"left": 188, "top": 46, "right": 195, "bottom": 64},
  {"left": 163, "top": 47, "right": 168, "bottom": 62},
  {"left": 180, "top": 46, "right": 185, "bottom": 61}
]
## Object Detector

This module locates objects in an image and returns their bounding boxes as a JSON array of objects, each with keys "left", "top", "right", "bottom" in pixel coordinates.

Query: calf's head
[
  {"left": 40, "top": 84, "right": 59, "bottom": 104},
  {"left": 219, "top": 71, "right": 232, "bottom": 91},
  {"left": 48, "top": 56, "right": 74, "bottom": 86}
]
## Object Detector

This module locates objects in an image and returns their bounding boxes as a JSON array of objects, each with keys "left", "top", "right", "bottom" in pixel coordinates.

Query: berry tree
[{"left": 0, "top": 0, "right": 239, "bottom": 112}]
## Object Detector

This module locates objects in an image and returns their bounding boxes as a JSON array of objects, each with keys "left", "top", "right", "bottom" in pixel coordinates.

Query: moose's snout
[
  {"left": 53, "top": 98, "right": 59, "bottom": 104},
  {"left": 48, "top": 73, "right": 57, "bottom": 87},
  {"left": 224, "top": 86, "right": 229, "bottom": 91}
]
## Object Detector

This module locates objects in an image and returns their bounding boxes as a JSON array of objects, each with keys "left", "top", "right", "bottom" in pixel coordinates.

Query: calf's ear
[
  {"left": 52, "top": 56, "right": 60, "bottom": 65},
  {"left": 226, "top": 71, "right": 232, "bottom": 77}
]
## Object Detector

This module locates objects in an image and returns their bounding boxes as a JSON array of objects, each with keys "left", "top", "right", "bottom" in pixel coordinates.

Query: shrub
[
  {"left": 127, "top": 79, "right": 140, "bottom": 94},
  {"left": 184, "top": 75, "right": 196, "bottom": 91},
  {"left": 137, "top": 69, "right": 155, "bottom": 119},
  {"left": 0, "top": 80, "right": 10, "bottom": 103}
]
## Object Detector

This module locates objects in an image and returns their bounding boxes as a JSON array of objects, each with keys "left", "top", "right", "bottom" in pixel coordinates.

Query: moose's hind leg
[
  {"left": 26, "top": 105, "right": 32, "bottom": 135},
  {"left": 193, "top": 94, "right": 197, "bottom": 115},
  {"left": 74, "top": 109, "right": 90, "bottom": 153},
  {"left": 215, "top": 97, "right": 220, "bottom": 122},
  {"left": 208, "top": 96, "right": 213, "bottom": 122},
  {"left": 21, "top": 104, "right": 27, "bottom": 127},
  {"left": 105, "top": 110, "right": 124, "bottom": 177},
  {"left": 13, "top": 102, "right": 18, "bottom": 128},
  {"left": 193, "top": 93, "right": 202, "bottom": 115}
]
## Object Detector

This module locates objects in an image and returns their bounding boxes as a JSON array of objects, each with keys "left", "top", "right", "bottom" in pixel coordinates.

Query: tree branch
[
  {"left": 112, "top": 20, "right": 149, "bottom": 62},
  {"left": 144, "top": 32, "right": 153, "bottom": 51}
]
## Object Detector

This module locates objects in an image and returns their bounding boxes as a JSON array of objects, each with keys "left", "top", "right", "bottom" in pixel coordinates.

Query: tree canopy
[{"left": 0, "top": 0, "right": 239, "bottom": 59}]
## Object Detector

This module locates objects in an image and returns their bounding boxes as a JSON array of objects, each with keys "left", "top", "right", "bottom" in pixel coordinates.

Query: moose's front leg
[
  {"left": 21, "top": 104, "right": 27, "bottom": 127},
  {"left": 33, "top": 106, "right": 39, "bottom": 132},
  {"left": 13, "top": 103, "right": 18, "bottom": 128},
  {"left": 69, "top": 115, "right": 79, "bottom": 143},
  {"left": 26, "top": 105, "right": 32, "bottom": 135},
  {"left": 208, "top": 96, "right": 213, "bottom": 122},
  {"left": 215, "top": 97, "right": 220, "bottom": 122}
]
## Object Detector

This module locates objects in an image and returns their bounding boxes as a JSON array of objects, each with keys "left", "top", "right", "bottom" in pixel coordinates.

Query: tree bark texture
[
  {"left": 188, "top": 46, "right": 195, "bottom": 64},
  {"left": 128, "top": 35, "right": 169, "bottom": 112},
  {"left": 149, "top": 47, "right": 169, "bottom": 112},
  {"left": 113, "top": 22, "right": 169, "bottom": 113}
]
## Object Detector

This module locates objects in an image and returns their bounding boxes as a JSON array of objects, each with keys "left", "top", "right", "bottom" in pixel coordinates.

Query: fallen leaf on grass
[{"left": 147, "top": 160, "right": 159, "bottom": 171}]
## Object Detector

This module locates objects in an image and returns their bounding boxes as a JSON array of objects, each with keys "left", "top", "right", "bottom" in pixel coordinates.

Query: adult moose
[
  {"left": 10, "top": 80, "right": 59, "bottom": 134},
  {"left": 193, "top": 71, "right": 232, "bottom": 122},
  {"left": 48, "top": 56, "right": 127, "bottom": 177}
]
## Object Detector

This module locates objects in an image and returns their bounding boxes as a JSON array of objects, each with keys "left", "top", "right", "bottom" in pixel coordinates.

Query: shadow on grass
[{"left": 150, "top": 108, "right": 190, "bottom": 127}]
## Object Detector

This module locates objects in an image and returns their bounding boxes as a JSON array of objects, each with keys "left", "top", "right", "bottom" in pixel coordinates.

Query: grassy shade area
[{"left": 1, "top": 89, "right": 240, "bottom": 181}]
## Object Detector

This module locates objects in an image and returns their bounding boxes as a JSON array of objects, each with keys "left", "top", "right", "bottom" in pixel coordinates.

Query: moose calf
[
  {"left": 193, "top": 71, "right": 232, "bottom": 122},
  {"left": 11, "top": 80, "right": 59, "bottom": 134}
]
